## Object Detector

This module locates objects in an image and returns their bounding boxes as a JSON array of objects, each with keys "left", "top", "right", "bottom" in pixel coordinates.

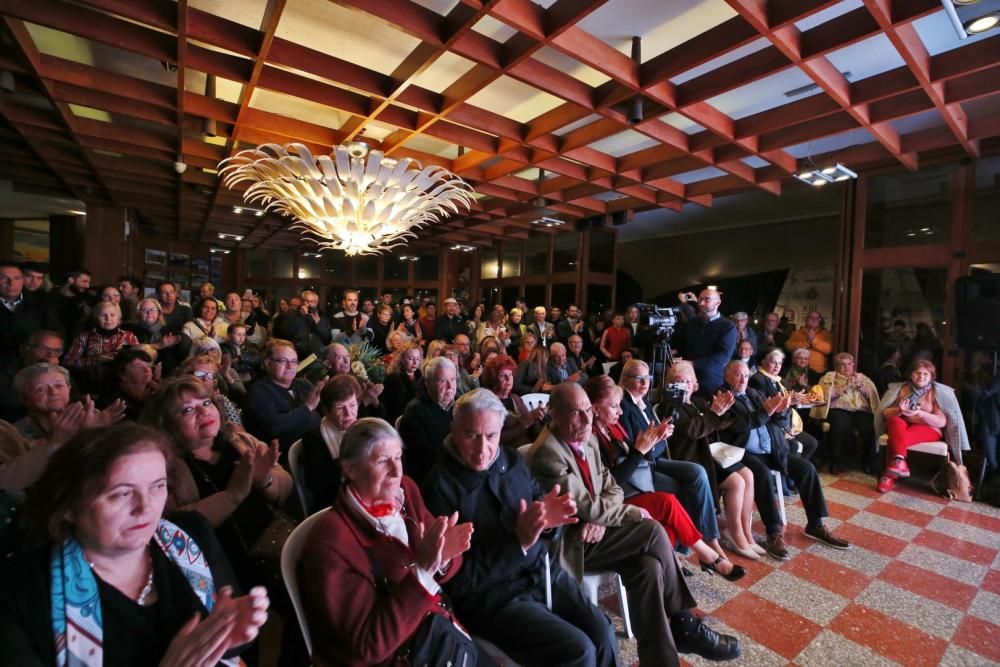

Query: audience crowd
[{"left": 0, "top": 261, "right": 980, "bottom": 666}]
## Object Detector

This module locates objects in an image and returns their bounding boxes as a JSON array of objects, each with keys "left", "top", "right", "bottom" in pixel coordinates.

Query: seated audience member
[
  {"left": 1, "top": 330, "right": 66, "bottom": 423},
  {"left": 735, "top": 339, "right": 758, "bottom": 374},
  {"left": 179, "top": 355, "right": 242, "bottom": 426},
  {"left": 586, "top": 376, "right": 745, "bottom": 580},
  {"left": 0, "top": 263, "right": 57, "bottom": 366},
  {"left": 606, "top": 348, "right": 634, "bottom": 384},
  {"left": 758, "top": 312, "right": 788, "bottom": 352},
  {"left": 242, "top": 293, "right": 270, "bottom": 348},
  {"left": 442, "top": 343, "right": 478, "bottom": 397},
  {"left": 368, "top": 304, "right": 395, "bottom": 354},
  {"left": 517, "top": 330, "right": 537, "bottom": 362},
  {"left": 396, "top": 302, "right": 424, "bottom": 347},
  {"left": 599, "top": 312, "right": 631, "bottom": 363},
  {"left": 422, "top": 389, "right": 617, "bottom": 667},
  {"left": 718, "top": 361, "right": 850, "bottom": 560},
  {"left": 64, "top": 302, "right": 139, "bottom": 393},
  {"left": 318, "top": 341, "right": 383, "bottom": 412},
  {"left": 731, "top": 312, "right": 757, "bottom": 356},
  {"left": 874, "top": 360, "right": 968, "bottom": 493},
  {"left": 659, "top": 362, "right": 762, "bottom": 559},
  {"left": 122, "top": 297, "right": 189, "bottom": 376},
  {"left": 466, "top": 302, "right": 485, "bottom": 338},
  {"left": 275, "top": 290, "right": 332, "bottom": 359},
  {"left": 785, "top": 310, "right": 833, "bottom": 375},
  {"left": 301, "top": 418, "right": 480, "bottom": 667},
  {"left": 155, "top": 280, "right": 194, "bottom": 332},
  {"left": 813, "top": 352, "right": 880, "bottom": 473},
  {"left": 381, "top": 342, "right": 423, "bottom": 426},
  {"left": 784, "top": 346, "right": 819, "bottom": 392},
  {"left": 480, "top": 354, "right": 546, "bottom": 447},
  {"left": 221, "top": 323, "right": 263, "bottom": 384},
  {"left": 0, "top": 424, "right": 268, "bottom": 665},
  {"left": 182, "top": 297, "right": 229, "bottom": 344},
  {"left": 567, "top": 334, "right": 598, "bottom": 378},
  {"left": 750, "top": 348, "right": 819, "bottom": 461},
  {"left": 425, "top": 338, "right": 446, "bottom": 360},
  {"left": 99, "top": 347, "right": 159, "bottom": 421},
  {"left": 20, "top": 262, "right": 49, "bottom": 301},
  {"left": 506, "top": 306, "right": 526, "bottom": 351},
  {"left": 46, "top": 268, "right": 92, "bottom": 340},
  {"left": 545, "top": 342, "right": 586, "bottom": 390},
  {"left": 514, "top": 345, "right": 549, "bottom": 396},
  {"left": 557, "top": 304, "right": 585, "bottom": 345},
  {"left": 117, "top": 275, "right": 141, "bottom": 317},
  {"left": 475, "top": 308, "right": 510, "bottom": 348},
  {"left": 243, "top": 339, "right": 325, "bottom": 457},
  {"left": 299, "top": 375, "right": 362, "bottom": 513},
  {"left": 383, "top": 330, "right": 409, "bottom": 367},
  {"left": 528, "top": 383, "right": 742, "bottom": 664},
  {"left": 418, "top": 301, "right": 437, "bottom": 341},
  {"left": 619, "top": 359, "right": 724, "bottom": 552},
  {"left": 674, "top": 288, "right": 737, "bottom": 395},
  {"left": 398, "top": 357, "right": 456, "bottom": 483}
]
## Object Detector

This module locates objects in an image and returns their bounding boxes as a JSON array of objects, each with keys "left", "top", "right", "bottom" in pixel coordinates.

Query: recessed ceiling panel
[
  {"left": 794, "top": 0, "right": 863, "bottom": 32},
  {"left": 276, "top": 0, "right": 421, "bottom": 76},
  {"left": 532, "top": 46, "right": 611, "bottom": 87},
  {"left": 890, "top": 109, "right": 944, "bottom": 134},
  {"left": 553, "top": 113, "right": 603, "bottom": 136},
  {"left": 672, "top": 166, "right": 728, "bottom": 184},
  {"left": 361, "top": 120, "right": 403, "bottom": 142},
  {"left": 784, "top": 128, "right": 876, "bottom": 158},
  {"left": 465, "top": 75, "right": 565, "bottom": 123},
  {"left": 412, "top": 0, "right": 460, "bottom": 15},
  {"left": 826, "top": 33, "right": 905, "bottom": 83},
  {"left": 410, "top": 52, "right": 478, "bottom": 94},
  {"left": 190, "top": 0, "right": 268, "bottom": 29},
  {"left": 670, "top": 37, "right": 771, "bottom": 85},
  {"left": 401, "top": 134, "right": 460, "bottom": 158},
  {"left": 587, "top": 129, "right": 659, "bottom": 157},
  {"left": 707, "top": 67, "right": 820, "bottom": 119},
  {"left": 472, "top": 15, "right": 517, "bottom": 43},
  {"left": 741, "top": 156, "right": 770, "bottom": 168},
  {"left": 248, "top": 88, "right": 352, "bottom": 129},
  {"left": 578, "top": 0, "right": 737, "bottom": 62},
  {"left": 660, "top": 113, "right": 706, "bottom": 134}
]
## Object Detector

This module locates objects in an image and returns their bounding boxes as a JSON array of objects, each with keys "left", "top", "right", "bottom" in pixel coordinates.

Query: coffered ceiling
[{"left": 0, "top": 0, "right": 998, "bottom": 251}]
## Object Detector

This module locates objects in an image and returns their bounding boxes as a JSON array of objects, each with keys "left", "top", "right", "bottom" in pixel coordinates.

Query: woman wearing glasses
[
  {"left": 299, "top": 418, "right": 481, "bottom": 667},
  {"left": 180, "top": 354, "right": 243, "bottom": 427}
]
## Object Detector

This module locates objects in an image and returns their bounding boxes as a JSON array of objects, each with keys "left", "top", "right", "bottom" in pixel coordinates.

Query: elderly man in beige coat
[{"left": 525, "top": 382, "right": 741, "bottom": 666}]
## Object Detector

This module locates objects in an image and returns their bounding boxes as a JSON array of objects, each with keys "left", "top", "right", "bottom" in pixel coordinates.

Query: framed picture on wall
[
  {"left": 143, "top": 270, "right": 166, "bottom": 287},
  {"left": 168, "top": 252, "right": 189, "bottom": 268},
  {"left": 191, "top": 258, "right": 209, "bottom": 274},
  {"left": 145, "top": 249, "right": 167, "bottom": 266}
]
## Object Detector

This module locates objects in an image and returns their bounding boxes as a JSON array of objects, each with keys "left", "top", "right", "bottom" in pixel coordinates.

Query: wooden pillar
[{"left": 48, "top": 214, "right": 84, "bottom": 282}]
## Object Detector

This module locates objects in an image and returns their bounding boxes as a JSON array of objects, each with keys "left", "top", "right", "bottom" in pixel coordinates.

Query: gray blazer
[{"left": 874, "top": 381, "right": 969, "bottom": 463}]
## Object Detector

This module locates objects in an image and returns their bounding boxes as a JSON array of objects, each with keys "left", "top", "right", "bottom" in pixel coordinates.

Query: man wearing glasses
[
  {"left": 243, "top": 339, "right": 327, "bottom": 461},
  {"left": 675, "top": 287, "right": 737, "bottom": 396}
]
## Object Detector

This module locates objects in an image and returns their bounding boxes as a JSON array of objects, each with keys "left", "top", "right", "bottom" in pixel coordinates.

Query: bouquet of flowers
[{"left": 349, "top": 340, "right": 387, "bottom": 385}]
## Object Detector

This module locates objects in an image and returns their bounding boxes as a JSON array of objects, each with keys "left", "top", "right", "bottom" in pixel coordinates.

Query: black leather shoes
[{"left": 675, "top": 618, "right": 743, "bottom": 661}]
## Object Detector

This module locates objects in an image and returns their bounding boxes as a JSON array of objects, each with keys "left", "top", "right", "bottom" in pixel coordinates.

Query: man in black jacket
[
  {"left": 717, "top": 360, "right": 849, "bottom": 560},
  {"left": 434, "top": 297, "right": 465, "bottom": 343},
  {"left": 398, "top": 356, "right": 456, "bottom": 483},
  {"left": 422, "top": 388, "right": 617, "bottom": 667},
  {"left": 272, "top": 289, "right": 331, "bottom": 359},
  {"left": 0, "top": 262, "right": 61, "bottom": 376}
]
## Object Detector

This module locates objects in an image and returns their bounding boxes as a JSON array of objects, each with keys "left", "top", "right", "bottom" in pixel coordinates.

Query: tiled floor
[{"left": 604, "top": 470, "right": 1000, "bottom": 666}]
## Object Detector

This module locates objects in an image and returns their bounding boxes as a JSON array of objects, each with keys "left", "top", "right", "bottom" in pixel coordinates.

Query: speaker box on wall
[{"left": 955, "top": 274, "right": 1000, "bottom": 348}]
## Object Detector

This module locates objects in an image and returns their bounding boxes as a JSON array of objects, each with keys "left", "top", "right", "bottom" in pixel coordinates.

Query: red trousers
[
  {"left": 625, "top": 491, "right": 702, "bottom": 547},
  {"left": 885, "top": 415, "right": 942, "bottom": 459}
]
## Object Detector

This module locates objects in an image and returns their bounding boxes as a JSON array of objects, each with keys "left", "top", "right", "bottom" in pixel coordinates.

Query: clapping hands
[{"left": 515, "top": 484, "right": 578, "bottom": 550}]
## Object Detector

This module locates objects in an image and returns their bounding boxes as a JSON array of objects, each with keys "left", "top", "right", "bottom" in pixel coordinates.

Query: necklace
[{"left": 89, "top": 551, "right": 155, "bottom": 606}]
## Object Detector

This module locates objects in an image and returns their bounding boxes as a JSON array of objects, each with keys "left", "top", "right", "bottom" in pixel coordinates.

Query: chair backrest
[
  {"left": 395, "top": 415, "right": 403, "bottom": 431},
  {"left": 521, "top": 393, "right": 550, "bottom": 410},
  {"left": 288, "top": 439, "right": 311, "bottom": 514},
  {"left": 280, "top": 508, "right": 330, "bottom": 657},
  {"left": 602, "top": 362, "right": 615, "bottom": 375}
]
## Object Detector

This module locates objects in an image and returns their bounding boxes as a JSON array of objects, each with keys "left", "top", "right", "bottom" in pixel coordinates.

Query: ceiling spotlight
[
  {"left": 398, "top": 255, "right": 420, "bottom": 261},
  {"left": 530, "top": 216, "right": 565, "bottom": 226},
  {"left": 209, "top": 248, "right": 231, "bottom": 254},
  {"left": 255, "top": 210, "right": 264, "bottom": 217},
  {"left": 346, "top": 140, "right": 370, "bottom": 159},
  {"left": 449, "top": 244, "right": 476, "bottom": 252},
  {"left": 302, "top": 252, "right": 323, "bottom": 258},
  {"left": 965, "top": 12, "right": 1000, "bottom": 33},
  {"left": 233, "top": 207, "right": 243, "bottom": 214},
  {"left": 217, "top": 233, "right": 243, "bottom": 241}
]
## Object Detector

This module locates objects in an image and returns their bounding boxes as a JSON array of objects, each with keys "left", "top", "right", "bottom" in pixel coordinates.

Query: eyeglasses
[
  {"left": 192, "top": 370, "right": 218, "bottom": 381},
  {"left": 139, "top": 307, "right": 159, "bottom": 314},
  {"left": 31, "top": 344, "right": 64, "bottom": 356},
  {"left": 269, "top": 357, "right": 298, "bottom": 366},
  {"left": 626, "top": 374, "right": 653, "bottom": 382}
]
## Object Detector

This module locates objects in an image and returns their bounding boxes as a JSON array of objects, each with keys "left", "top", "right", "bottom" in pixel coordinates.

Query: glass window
[
  {"left": 248, "top": 250, "right": 268, "bottom": 278},
  {"left": 859, "top": 268, "right": 947, "bottom": 378},
  {"left": 383, "top": 254, "right": 409, "bottom": 281},
  {"left": 865, "top": 165, "right": 952, "bottom": 248},
  {"left": 587, "top": 284, "right": 613, "bottom": 319},
  {"left": 551, "top": 283, "right": 575, "bottom": 310},
  {"left": 482, "top": 247, "right": 499, "bottom": 279},
  {"left": 552, "top": 231, "right": 579, "bottom": 273},
  {"left": 502, "top": 244, "right": 522, "bottom": 278},
  {"left": 525, "top": 236, "right": 549, "bottom": 275},
  {"left": 588, "top": 230, "right": 614, "bottom": 274},
  {"left": 326, "top": 253, "right": 349, "bottom": 280},
  {"left": 524, "top": 284, "right": 546, "bottom": 310},
  {"left": 414, "top": 252, "right": 439, "bottom": 281},
  {"left": 298, "top": 253, "right": 323, "bottom": 280},
  {"left": 355, "top": 255, "right": 379, "bottom": 281},
  {"left": 973, "top": 156, "right": 1000, "bottom": 242},
  {"left": 482, "top": 287, "right": 500, "bottom": 307},
  {"left": 272, "top": 251, "right": 294, "bottom": 279}
]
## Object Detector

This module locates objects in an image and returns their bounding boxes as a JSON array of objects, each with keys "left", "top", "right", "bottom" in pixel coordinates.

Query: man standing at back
[
  {"left": 435, "top": 297, "right": 465, "bottom": 343},
  {"left": 675, "top": 288, "right": 737, "bottom": 396}
]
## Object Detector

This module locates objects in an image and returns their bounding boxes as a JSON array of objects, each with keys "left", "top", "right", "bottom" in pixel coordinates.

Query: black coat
[
  {"left": 674, "top": 310, "right": 737, "bottom": 395},
  {"left": 421, "top": 443, "right": 550, "bottom": 624},
  {"left": 397, "top": 390, "right": 453, "bottom": 483},
  {"left": 0, "top": 297, "right": 61, "bottom": 375},
  {"left": 434, "top": 315, "right": 465, "bottom": 343},
  {"left": 749, "top": 371, "right": 795, "bottom": 434},
  {"left": 716, "top": 386, "right": 789, "bottom": 472},
  {"left": 243, "top": 377, "right": 320, "bottom": 456},
  {"left": 382, "top": 371, "right": 420, "bottom": 426},
  {"left": 299, "top": 427, "right": 343, "bottom": 515},
  {"left": 618, "top": 394, "right": 668, "bottom": 460}
]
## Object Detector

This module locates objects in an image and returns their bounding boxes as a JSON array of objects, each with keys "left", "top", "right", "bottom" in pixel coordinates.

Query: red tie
[{"left": 569, "top": 443, "right": 595, "bottom": 495}]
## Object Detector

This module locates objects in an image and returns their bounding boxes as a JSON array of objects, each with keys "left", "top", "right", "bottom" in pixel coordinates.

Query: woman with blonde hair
[{"left": 514, "top": 344, "right": 548, "bottom": 396}]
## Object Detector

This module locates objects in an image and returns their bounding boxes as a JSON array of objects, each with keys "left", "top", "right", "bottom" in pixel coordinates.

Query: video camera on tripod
[{"left": 635, "top": 302, "right": 681, "bottom": 342}]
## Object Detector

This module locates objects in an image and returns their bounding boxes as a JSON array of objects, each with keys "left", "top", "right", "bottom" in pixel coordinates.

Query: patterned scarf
[
  {"left": 903, "top": 381, "right": 932, "bottom": 410},
  {"left": 50, "top": 519, "right": 236, "bottom": 667}
]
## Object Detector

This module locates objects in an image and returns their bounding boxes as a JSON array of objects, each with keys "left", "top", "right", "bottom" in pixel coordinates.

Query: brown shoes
[
  {"left": 766, "top": 533, "right": 789, "bottom": 561},
  {"left": 804, "top": 524, "right": 851, "bottom": 549}
]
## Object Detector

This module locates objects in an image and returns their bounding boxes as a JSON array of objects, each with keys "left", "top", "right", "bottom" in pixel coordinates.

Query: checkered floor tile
[{"left": 599, "top": 470, "right": 1000, "bottom": 667}]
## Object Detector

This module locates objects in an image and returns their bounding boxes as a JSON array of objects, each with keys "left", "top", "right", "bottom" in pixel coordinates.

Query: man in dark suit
[
  {"left": 675, "top": 288, "right": 737, "bottom": 396},
  {"left": 0, "top": 262, "right": 62, "bottom": 376},
  {"left": 717, "top": 360, "right": 849, "bottom": 561},
  {"left": 434, "top": 297, "right": 465, "bottom": 343}
]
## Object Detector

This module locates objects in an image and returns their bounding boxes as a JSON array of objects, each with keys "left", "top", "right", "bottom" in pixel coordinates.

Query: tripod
[{"left": 649, "top": 337, "right": 674, "bottom": 403}]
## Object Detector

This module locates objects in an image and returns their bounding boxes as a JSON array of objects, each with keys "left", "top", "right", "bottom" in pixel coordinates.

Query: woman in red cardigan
[
  {"left": 64, "top": 301, "right": 139, "bottom": 392},
  {"left": 299, "top": 418, "right": 482, "bottom": 667},
  {"left": 599, "top": 312, "right": 631, "bottom": 363}
]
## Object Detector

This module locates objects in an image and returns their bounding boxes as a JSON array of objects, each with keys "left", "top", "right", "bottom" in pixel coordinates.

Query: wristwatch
[{"left": 259, "top": 472, "right": 274, "bottom": 490}]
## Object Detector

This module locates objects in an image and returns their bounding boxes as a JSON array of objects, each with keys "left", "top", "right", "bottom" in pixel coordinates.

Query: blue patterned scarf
[
  {"left": 903, "top": 381, "right": 932, "bottom": 411},
  {"left": 50, "top": 518, "right": 234, "bottom": 667}
]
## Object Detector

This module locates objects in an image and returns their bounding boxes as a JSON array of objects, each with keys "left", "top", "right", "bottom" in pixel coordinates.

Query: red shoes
[
  {"left": 877, "top": 476, "right": 895, "bottom": 493},
  {"left": 885, "top": 457, "right": 910, "bottom": 478}
]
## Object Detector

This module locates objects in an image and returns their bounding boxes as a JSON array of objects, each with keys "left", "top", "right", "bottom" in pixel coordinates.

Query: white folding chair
[
  {"left": 771, "top": 469, "right": 787, "bottom": 526},
  {"left": 280, "top": 508, "right": 331, "bottom": 657},
  {"left": 287, "top": 439, "right": 311, "bottom": 513},
  {"left": 582, "top": 571, "right": 634, "bottom": 639},
  {"left": 521, "top": 393, "right": 550, "bottom": 410},
  {"left": 878, "top": 433, "right": 949, "bottom": 457}
]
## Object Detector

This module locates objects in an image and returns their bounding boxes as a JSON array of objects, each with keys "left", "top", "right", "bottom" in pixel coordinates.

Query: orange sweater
[{"left": 785, "top": 327, "right": 833, "bottom": 374}]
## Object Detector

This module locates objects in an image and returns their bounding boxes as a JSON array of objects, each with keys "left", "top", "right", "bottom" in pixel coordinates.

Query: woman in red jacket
[{"left": 299, "top": 418, "right": 482, "bottom": 666}]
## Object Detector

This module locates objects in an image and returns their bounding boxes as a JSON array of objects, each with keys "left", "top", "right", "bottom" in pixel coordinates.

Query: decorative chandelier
[{"left": 218, "top": 141, "right": 475, "bottom": 255}]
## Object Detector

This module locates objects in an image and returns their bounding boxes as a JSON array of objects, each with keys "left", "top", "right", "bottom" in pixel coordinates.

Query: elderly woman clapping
[
  {"left": 299, "top": 418, "right": 480, "bottom": 667},
  {"left": 64, "top": 301, "right": 139, "bottom": 392},
  {"left": 1, "top": 423, "right": 268, "bottom": 665},
  {"left": 812, "top": 352, "right": 880, "bottom": 474}
]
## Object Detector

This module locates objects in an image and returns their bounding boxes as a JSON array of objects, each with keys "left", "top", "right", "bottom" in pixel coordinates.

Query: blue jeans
[{"left": 652, "top": 458, "right": 719, "bottom": 540}]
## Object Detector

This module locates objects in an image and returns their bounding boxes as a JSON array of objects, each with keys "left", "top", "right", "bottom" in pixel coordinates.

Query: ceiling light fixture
[
  {"left": 965, "top": 12, "right": 1000, "bottom": 33},
  {"left": 627, "top": 36, "right": 643, "bottom": 125},
  {"left": 530, "top": 216, "right": 565, "bottom": 227},
  {"left": 209, "top": 248, "right": 231, "bottom": 254},
  {"left": 220, "top": 143, "right": 475, "bottom": 256},
  {"left": 302, "top": 251, "right": 323, "bottom": 258},
  {"left": 398, "top": 255, "right": 420, "bottom": 261},
  {"left": 449, "top": 244, "right": 476, "bottom": 252},
  {"left": 795, "top": 162, "right": 857, "bottom": 187},
  {"left": 231, "top": 205, "right": 266, "bottom": 217},
  {"left": 217, "top": 232, "right": 244, "bottom": 241}
]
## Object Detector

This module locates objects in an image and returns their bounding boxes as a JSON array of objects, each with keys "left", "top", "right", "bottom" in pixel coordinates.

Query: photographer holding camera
[{"left": 674, "top": 288, "right": 737, "bottom": 396}]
